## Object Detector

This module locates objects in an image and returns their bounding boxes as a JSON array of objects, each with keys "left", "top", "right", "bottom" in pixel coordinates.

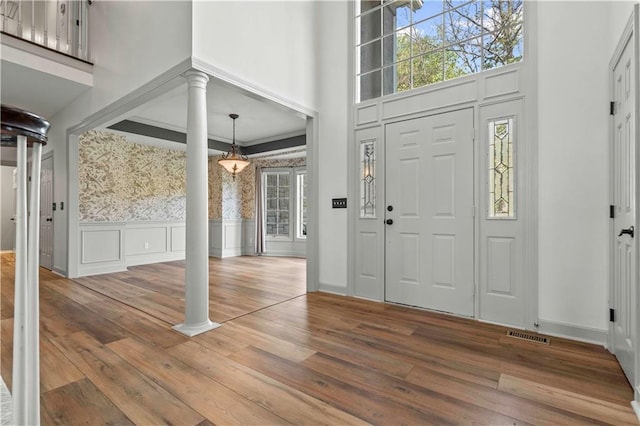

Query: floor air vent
[{"left": 507, "top": 330, "right": 550, "bottom": 345}]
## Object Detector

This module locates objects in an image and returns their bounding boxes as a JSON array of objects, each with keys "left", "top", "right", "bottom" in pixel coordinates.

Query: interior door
[
  {"left": 40, "top": 156, "right": 53, "bottom": 270},
  {"left": 385, "top": 108, "right": 474, "bottom": 316},
  {"left": 611, "top": 31, "right": 636, "bottom": 387}
]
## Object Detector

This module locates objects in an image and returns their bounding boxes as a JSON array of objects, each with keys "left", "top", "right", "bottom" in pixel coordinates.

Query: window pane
[
  {"left": 358, "top": 0, "right": 381, "bottom": 16},
  {"left": 359, "top": 8, "right": 381, "bottom": 44},
  {"left": 488, "top": 117, "right": 515, "bottom": 218},
  {"left": 482, "top": 23, "right": 523, "bottom": 70},
  {"left": 382, "top": 34, "right": 400, "bottom": 67},
  {"left": 359, "top": 40, "right": 382, "bottom": 74},
  {"left": 383, "top": 1, "right": 412, "bottom": 35},
  {"left": 413, "top": 14, "right": 443, "bottom": 52},
  {"left": 446, "top": 37, "right": 481, "bottom": 77},
  {"left": 264, "top": 171, "right": 291, "bottom": 237},
  {"left": 356, "top": 0, "right": 523, "bottom": 102},
  {"left": 444, "top": 2, "right": 482, "bottom": 46},
  {"left": 359, "top": 70, "right": 382, "bottom": 102},
  {"left": 412, "top": 51, "right": 444, "bottom": 89},
  {"left": 413, "top": 1, "right": 442, "bottom": 22}
]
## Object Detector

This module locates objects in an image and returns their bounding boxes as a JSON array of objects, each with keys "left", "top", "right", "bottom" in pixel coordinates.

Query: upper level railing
[{"left": 1, "top": 0, "right": 90, "bottom": 62}]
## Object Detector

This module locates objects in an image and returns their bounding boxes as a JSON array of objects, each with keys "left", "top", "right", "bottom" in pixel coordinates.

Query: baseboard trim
[
  {"left": 52, "top": 267, "right": 67, "bottom": 278},
  {"left": 77, "top": 264, "right": 127, "bottom": 277},
  {"left": 537, "top": 319, "right": 607, "bottom": 346},
  {"left": 318, "top": 283, "right": 347, "bottom": 295},
  {"left": 632, "top": 400, "right": 640, "bottom": 423}
]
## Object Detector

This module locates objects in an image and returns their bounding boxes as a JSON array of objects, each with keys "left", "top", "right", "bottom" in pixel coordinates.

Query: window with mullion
[
  {"left": 356, "top": 0, "right": 523, "bottom": 102},
  {"left": 264, "top": 171, "right": 291, "bottom": 239}
]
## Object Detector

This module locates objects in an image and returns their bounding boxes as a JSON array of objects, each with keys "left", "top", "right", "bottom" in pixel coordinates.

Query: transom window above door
[{"left": 356, "top": 0, "right": 524, "bottom": 102}]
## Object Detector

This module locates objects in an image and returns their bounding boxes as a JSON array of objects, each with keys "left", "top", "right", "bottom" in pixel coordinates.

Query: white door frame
[{"left": 608, "top": 3, "right": 640, "bottom": 406}]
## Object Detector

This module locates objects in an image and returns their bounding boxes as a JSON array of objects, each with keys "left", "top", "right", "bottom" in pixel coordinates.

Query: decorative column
[{"left": 173, "top": 70, "right": 220, "bottom": 336}]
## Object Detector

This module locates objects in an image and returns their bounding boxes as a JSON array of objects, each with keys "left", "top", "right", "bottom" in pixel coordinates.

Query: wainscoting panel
[
  {"left": 125, "top": 221, "right": 185, "bottom": 267},
  {"left": 77, "top": 221, "right": 186, "bottom": 276},
  {"left": 222, "top": 220, "right": 243, "bottom": 258},
  {"left": 79, "top": 224, "right": 125, "bottom": 276},
  {"left": 126, "top": 226, "right": 167, "bottom": 256},
  {"left": 171, "top": 226, "right": 186, "bottom": 252}
]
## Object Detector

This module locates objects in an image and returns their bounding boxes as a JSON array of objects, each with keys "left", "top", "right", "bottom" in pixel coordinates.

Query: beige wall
[
  {"left": 80, "top": 131, "right": 305, "bottom": 223},
  {"left": 79, "top": 131, "right": 186, "bottom": 222}
]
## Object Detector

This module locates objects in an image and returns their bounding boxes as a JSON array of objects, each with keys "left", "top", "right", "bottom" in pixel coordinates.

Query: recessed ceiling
[{"left": 126, "top": 82, "right": 307, "bottom": 146}]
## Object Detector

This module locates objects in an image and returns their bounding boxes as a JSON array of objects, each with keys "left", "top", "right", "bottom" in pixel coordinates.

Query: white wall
[
  {"left": 610, "top": 1, "right": 638, "bottom": 53},
  {"left": 191, "top": 1, "right": 317, "bottom": 111},
  {"left": 537, "top": 1, "right": 613, "bottom": 331},
  {"left": 87, "top": 1, "right": 192, "bottom": 113},
  {"left": 0, "top": 166, "right": 16, "bottom": 251},
  {"left": 315, "top": 1, "right": 350, "bottom": 291},
  {"left": 45, "top": 1, "right": 192, "bottom": 274},
  {"left": 193, "top": 1, "right": 348, "bottom": 290}
]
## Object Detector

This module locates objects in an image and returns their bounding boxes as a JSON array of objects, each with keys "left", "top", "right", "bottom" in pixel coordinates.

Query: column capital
[{"left": 183, "top": 70, "right": 210, "bottom": 89}]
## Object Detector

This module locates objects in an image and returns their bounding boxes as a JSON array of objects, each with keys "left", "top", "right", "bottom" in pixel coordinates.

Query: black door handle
[
  {"left": 386, "top": 219, "right": 393, "bottom": 225},
  {"left": 618, "top": 226, "right": 634, "bottom": 238}
]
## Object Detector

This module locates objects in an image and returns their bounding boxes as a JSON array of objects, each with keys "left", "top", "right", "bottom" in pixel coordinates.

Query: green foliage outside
[{"left": 390, "top": 0, "right": 523, "bottom": 93}]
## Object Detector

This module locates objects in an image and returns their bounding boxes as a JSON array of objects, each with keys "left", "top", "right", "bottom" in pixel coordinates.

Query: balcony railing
[{"left": 1, "top": 0, "right": 90, "bottom": 62}]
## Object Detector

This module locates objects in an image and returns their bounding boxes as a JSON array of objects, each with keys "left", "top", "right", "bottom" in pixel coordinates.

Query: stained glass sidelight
[
  {"left": 360, "top": 139, "right": 376, "bottom": 218},
  {"left": 489, "top": 118, "right": 515, "bottom": 218}
]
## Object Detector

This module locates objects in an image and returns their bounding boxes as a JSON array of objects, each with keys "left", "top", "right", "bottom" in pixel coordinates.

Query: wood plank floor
[{"left": 1, "top": 253, "right": 637, "bottom": 425}]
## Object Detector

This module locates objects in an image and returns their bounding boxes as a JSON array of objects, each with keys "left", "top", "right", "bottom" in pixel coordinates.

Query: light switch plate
[{"left": 332, "top": 198, "right": 347, "bottom": 208}]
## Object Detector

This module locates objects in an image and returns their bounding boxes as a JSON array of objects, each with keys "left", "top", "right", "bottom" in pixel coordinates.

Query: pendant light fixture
[{"left": 218, "top": 113, "right": 250, "bottom": 179}]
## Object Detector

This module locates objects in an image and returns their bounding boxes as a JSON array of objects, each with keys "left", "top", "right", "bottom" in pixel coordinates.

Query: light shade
[
  {"left": 218, "top": 113, "right": 250, "bottom": 179},
  {"left": 218, "top": 156, "right": 250, "bottom": 175}
]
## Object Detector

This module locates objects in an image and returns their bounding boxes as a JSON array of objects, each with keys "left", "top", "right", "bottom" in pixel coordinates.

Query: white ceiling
[
  {"left": 127, "top": 83, "right": 307, "bottom": 146},
  {"left": 0, "top": 60, "right": 91, "bottom": 120}
]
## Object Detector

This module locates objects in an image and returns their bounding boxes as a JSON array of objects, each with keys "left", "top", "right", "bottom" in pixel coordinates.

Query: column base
[{"left": 172, "top": 320, "right": 221, "bottom": 337}]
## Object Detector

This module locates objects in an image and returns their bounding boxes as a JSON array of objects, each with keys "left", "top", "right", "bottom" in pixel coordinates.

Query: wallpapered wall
[
  {"left": 79, "top": 130, "right": 186, "bottom": 222},
  {"left": 79, "top": 130, "right": 305, "bottom": 222}
]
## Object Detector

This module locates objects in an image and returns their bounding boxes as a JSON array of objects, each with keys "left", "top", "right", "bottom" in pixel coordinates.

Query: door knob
[
  {"left": 386, "top": 219, "right": 393, "bottom": 225},
  {"left": 618, "top": 226, "right": 634, "bottom": 238},
  {"left": 387, "top": 205, "right": 393, "bottom": 212}
]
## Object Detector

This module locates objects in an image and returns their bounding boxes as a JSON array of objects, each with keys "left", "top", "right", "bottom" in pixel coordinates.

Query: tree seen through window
[{"left": 357, "top": 0, "right": 524, "bottom": 101}]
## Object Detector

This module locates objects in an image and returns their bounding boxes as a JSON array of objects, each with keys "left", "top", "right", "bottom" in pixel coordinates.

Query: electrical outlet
[{"left": 144, "top": 242, "right": 149, "bottom": 249}]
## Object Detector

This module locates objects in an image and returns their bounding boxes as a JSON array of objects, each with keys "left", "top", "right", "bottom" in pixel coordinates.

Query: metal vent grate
[{"left": 507, "top": 330, "right": 550, "bottom": 345}]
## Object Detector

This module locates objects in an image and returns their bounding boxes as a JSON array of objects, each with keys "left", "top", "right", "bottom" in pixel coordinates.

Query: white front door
[
  {"left": 385, "top": 108, "right": 474, "bottom": 316},
  {"left": 40, "top": 156, "right": 53, "bottom": 270},
  {"left": 611, "top": 30, "right": 637, "bottom": 388}
]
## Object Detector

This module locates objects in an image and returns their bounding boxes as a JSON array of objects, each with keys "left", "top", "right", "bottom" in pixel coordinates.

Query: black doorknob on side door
[{"left": 386, "top": 219, "right": 393, "bottom": 225}]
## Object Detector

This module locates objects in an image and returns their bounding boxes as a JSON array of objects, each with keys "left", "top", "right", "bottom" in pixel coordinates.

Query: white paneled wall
[{"left": 78, "top": 221, "right": 185, "bottom": 276}]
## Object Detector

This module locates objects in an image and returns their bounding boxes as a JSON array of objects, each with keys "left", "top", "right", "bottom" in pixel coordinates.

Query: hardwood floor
[{"left": 1, "top": 253, "right": 637, "bottom": 425}]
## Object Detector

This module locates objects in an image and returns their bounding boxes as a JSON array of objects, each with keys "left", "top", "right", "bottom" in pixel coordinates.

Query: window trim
[{"left": 262, "top": 167, "right": 307, "bottom": 242}]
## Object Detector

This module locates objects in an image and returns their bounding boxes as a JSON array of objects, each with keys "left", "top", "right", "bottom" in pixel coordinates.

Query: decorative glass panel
[
  {"left": 360, "top": 139, "right": 376, "bottom": 218},
  {"left": 489, "top": 117, "right": 514, "bottom": 218}
]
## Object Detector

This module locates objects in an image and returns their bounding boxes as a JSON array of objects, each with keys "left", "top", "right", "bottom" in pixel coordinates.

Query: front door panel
[{"left": 385, "top": 108, "right": 474, "bottom": 316}]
